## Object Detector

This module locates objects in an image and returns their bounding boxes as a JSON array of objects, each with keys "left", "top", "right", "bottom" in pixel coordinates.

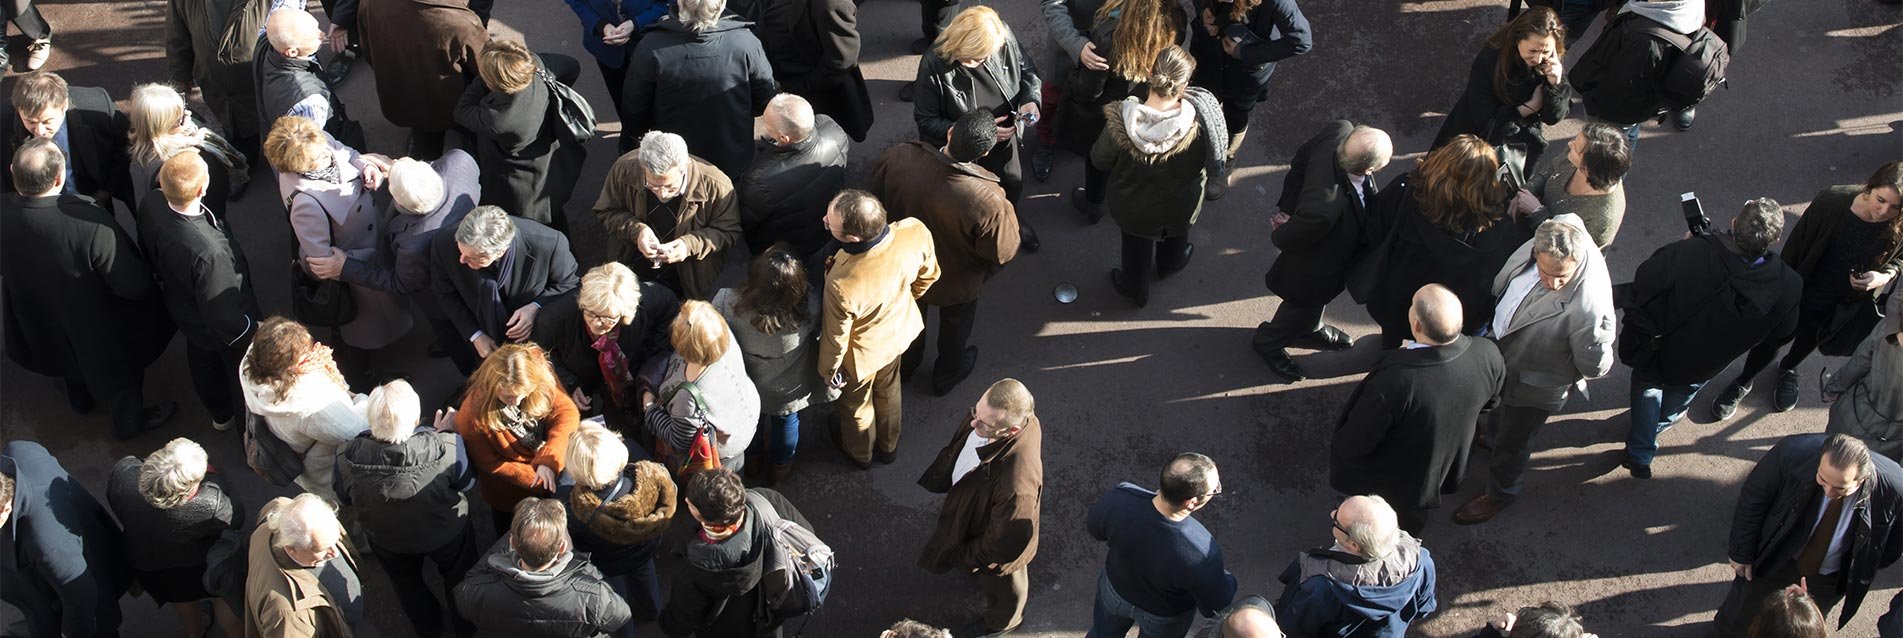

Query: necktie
[
  {"left": 1362, "top": 177, "right": 1378, "bottom": 208},
  {"left": 1795, "top": 496, "right": 1846, "bottom": 576}
]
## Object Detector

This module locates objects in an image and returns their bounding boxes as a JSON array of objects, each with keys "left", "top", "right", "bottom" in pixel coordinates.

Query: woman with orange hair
[{"left": 455, "top": 342, "right": 580, "bottom": 533}]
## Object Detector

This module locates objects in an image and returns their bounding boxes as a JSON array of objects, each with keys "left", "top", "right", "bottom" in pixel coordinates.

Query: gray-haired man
[
  {"left": 593, "top": 130, "right": 743, "bottom": 300},
  {"left": 429, "top": 205, "right": 579, "bottom": 367}
]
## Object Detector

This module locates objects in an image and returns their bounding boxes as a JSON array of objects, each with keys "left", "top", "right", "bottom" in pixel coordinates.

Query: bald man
[
  {"left": 1255, "top": 121, "right": 1393, "bottom": 383},
  {"left": 253, "top": 0, "right": 362, "bottom": 147},
  {"left": 1275, "top": 495, "right": 1437, "bottom": 638},
  {"left": 1194, "top": 595, "right": 1284, "bottom": 638},
  {"left": 1329, "top": 284, "right": 1504, "bottom": 533}
]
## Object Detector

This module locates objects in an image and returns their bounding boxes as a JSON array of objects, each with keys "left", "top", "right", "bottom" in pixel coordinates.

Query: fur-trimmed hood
[
  {"left": 1102, "top": 98, "right": 1200, "bottom": 163},
  {"left": 567, "top": 460, "right": 677, "bottom": 544}
]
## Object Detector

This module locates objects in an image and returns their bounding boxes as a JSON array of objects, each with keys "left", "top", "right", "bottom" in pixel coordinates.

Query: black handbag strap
[
  {"left": 582, "top": 474, "right": 633, "bottom": 527},
  {"left": 1647, "top": 261, "right": 1742, "bottom": 340}
]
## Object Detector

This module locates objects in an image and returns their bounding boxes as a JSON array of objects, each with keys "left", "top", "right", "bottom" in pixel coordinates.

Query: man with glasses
[
  {"left": 429, "top": 205, "right": 580, "bottom": 370},
  {"left": 1274, "top": 495, "right": 1437, "bottom": 638},
  {"left": 244, "top": 493, "right": 363, "bottom": 636},
  {"left": 1085, "top": 452, "right": 1237, "bottom": 638},
  {"left": 917, "top": 378, "right": 1044, "bottom": 638},
  {"left": 594, "top": 129, "right": 743, "bottom": 301}
]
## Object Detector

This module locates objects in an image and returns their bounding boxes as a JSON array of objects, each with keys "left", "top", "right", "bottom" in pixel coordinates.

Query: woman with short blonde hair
[
  {"left": 560, "top": 423, "right": 676, "bottom": 634},
  {"left": 580, "top": 261, "right": 643, "bottom": 324},
  {"left": 642, "top": 300, "right": 760, "bottom": 472},
  {"left": 533, "top": 262, "right": 678, "bottom": 433},
  {"left": 932, "top": 6, "right": 1005, "bottom": 62},
  {"left": 455, "top": 39, "right": 586, "bottom": 230},
  {"left": 126, "top": 83, "right": 249, "bottom": 210},
  {"left": 914, "top": 4, "right": 1042, "bottom": 246},
  {"left": 476, "top": 38, "right": 539, "bottom": 95},
  {"left": 106, "top": 436, "right": 244, "bottom": 638}
]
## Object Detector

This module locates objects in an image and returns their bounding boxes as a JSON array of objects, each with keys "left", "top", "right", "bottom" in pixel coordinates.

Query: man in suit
[
  {"left": 2, "top": 139, "right": 177, "bottom": 439},
  {"left": 1454, "top": 216, "right": 1616, "bottom": 525},
  {"left": 429, "top": 205, "right": 580, "bottom": 366},
  {"left": 1330, "top": 284, "right": 1505, "bottom": 533},
  {"left": 1, "top": 71, "right": 134, "bottom": 211},
  {"left": 818, "top": 189, "right": 940, "bottom": 469},
  {"left": 1, "top": 441, "right": 134, "bottom": 638},
  {"left": 1254, "top": 121, "right": 1392, "bottom": 382},
  {"left": 917, "top": 378, "right": 1043, "bottom": 638},
  {"left": 1715, "top": 434, "right": 1903, "bottom": 636},
  {"left": 873, "top": 110, "right": 1020, "bottom": 396},
  {"left": 138, "top": 150, "right": 259, "bottom": 432}
]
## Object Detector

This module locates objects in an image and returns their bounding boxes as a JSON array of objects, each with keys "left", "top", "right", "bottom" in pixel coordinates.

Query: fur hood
[
  {"left": 567, "top": 460, "right": 677, "bottom": 544},
  {"left": 1103, "top": 98, "right": 1200, "bottom": 163}
]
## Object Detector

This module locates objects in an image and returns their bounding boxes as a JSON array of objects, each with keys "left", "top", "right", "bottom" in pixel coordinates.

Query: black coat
[
  {"left": 335, "top": 429, "right": 475, "bottom": 555},
  {"left": 738, "top": 115, "right": 849, "bottom": 257},
  {"left": 105, "top": 457, "right": 243, "bottom": 573},
  {"left": 1, "top": 194, "right": 175, "bottom": 398},
  {"left": 1616, "top": 233, "right": 1803, "bottom": 385},
  {"left": 1187, "top": 0, "right": 1311, "bottom": 104},
  {"left": 429, "top": 216, "right": 580, "bottom": 345},
  {"left": 0, "top": 441, "right": 133, "bottom": 638},
  {"left": 912, "top": 25, "right": 1040, "bottom": 144},
  {"left": 1264, "top": 120, "right": 1375, "bottom": 307},
  {"left": 530, "top": 286, "right": 679, "bottom": 429},
  {"left": 1568, "top": 11, "right": 1684, "bottom": 126},
  {"left": 1730, "top": 434, "right": 1903, "bottom": 627},
  {"left": 135, "top": 193, "right": 259, "bottom": 351},
  {"left": 623, "top": 17, "right": 779, "bottom": 180},
  {"left": 1781, "top": 185, "right": 1903, "bottom": 282},
  {"left": 454, "top": 539, "right": 633, "bottom": 638},
  {"left": 659, "top": 488, "right": 810, "bottom": 638},
  {"left": 1330, "top": 336, "right": 1505, "bottom": 512},
  {"left": 729, "top": 0, "right": 874, "bottom": 141},
  {"left": 1362, "top": 185, "right": 1532, "bottom": 338},
  {"left": 346, "top": 149, "right": 482, "bottom": 319},
  {"left": 1, "top": 86, "right": 135, "bottom": 210},
  {"left": 454, "top": 56, "right": 586, "bottom": 230},
  {"left": 1431, "top": 46, "right": 1571, "bottom": 167}
]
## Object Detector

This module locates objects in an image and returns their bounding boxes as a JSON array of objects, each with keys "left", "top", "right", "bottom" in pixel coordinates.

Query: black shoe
[
  {"left": 1673, "top": 107, "right": 1696, "bottom": 131},
  {"left": 1711, "top": 382, "right": 1750, "bottom": 420},
  {"left": 1258, "top": 348, "right": 1307, "bottom": 383},
  {"left": 1157, "top": 244, "right": 1193, "bottom": 279},
  {"left": 874, "top": 447, "right": 897, "bottom": 465},
  {"left": 227, "top": 179, "right": 250, "bottom": 201},
  {"left": 1031, "top": 147, "right": 1054, "bottom": 182},
  {"left": 1774, "top": 368, "right": 1801, "bottom": 412},
  {"left": 1109, "top": 268, "right": 1148, "bottom": 308},
  {"left": 1622, "top": 457, "right": 1653, "bottom": 479},
  {"left": 898, "top": 82, "right": 915, "bottom": 102},
  {"left": 1019, "top": 221, "right": 1040, "bottom": 253},
  {"left": 909, "top": 37, "right": 931, "bottom": 55},
  {"left": 66, "top": 378, "right": 96, "bottom": 415},
  {"left": 1293, "top": 325, "right": 1354, "bottom": 351},
  {"left": 1070, "top": 187, "right": 1105, "bottom": 224},
  {"left": 117, "top": 402, "right": 179, "bottom": 440},
  {"left": 932, "top": 347, "right": 978, "bottom": 397}
]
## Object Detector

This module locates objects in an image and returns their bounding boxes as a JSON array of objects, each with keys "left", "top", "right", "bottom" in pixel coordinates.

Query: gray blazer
[
  {"left": 1489, "top": 213, "right": 1617, "bottom": 411},
  {"left": 278, "top": 137, "right": 413, "bottom": 349}
]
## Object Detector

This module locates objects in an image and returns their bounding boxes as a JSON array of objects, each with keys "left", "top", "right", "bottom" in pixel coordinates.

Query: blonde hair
[
  {"left": 464, "top": 343, "right": 563, "bottom": 432},
  {"left": 1098, "top": 0, "right": 1180, "bottom": 82},
  {"left": 669, "top": 300, "right": 732, "bottom": 366},
  {"left": 158, "top": 149, "right": 210, "bottom": 206},
  {"left": 138, "top": 438, "right": 209, "bottom": 509},
  {"left": 478, "top": 39, "right": 539, "bottom": 95},
  {"left": 263, "top": 115, "right": 331, "bottom": 175},
  {"left": 366, "top": 380, "right": 422, "bottom": 443},
  {"left": 128, "top": 83, "right": 200, "bottom": 166},
  {"left": 564, "top": 424, "right": 629, "bottom": 490},
  {"left": 934, "top": 6, "right": 1006, "bottom": 63},
  {"left": 578, "top": 263, "right": 643, "bottom": 325},
  {"left": 1146, "top": 45, "right": 1194, "bottom": 100}
]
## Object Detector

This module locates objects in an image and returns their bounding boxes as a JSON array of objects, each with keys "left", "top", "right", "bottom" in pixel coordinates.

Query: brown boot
[
  {"left": 1225, "top": 125, "right": 1249, "bottom": 165},
  {"left": 768, "top": 462, "right": 794, "bottom": 485},
  {"left": 1453, "top": 494, "right": 1510, "bottom": 525}
]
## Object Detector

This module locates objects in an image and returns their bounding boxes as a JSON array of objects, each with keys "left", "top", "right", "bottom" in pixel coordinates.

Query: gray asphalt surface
[{"left": 3, "top": 0, "right": 1901, "bottom": 635}]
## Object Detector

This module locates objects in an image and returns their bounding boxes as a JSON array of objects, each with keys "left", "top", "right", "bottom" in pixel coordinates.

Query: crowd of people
[{"left": 0, "top": 0, "right": 1901, "bottom": 635}]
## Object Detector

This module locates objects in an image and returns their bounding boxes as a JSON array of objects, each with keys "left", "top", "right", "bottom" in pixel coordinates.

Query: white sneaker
[{"left": 25, "top": 39, "right": 51, "bottom": 71}]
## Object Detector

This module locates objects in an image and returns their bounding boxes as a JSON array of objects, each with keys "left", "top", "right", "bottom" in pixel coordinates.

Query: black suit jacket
[
  {"left": 0, "top": 441, "right": 133, "bottom": 638},
  {"left": 429, "top": 217, "right": 580, "bottom": 343},
  {"left": 136, "top": 193, "right": 259, "bottom": 350},
  {"left": 1265, "top": 120, "right": 1375, "bottom": 307},
  {"left": 1, "top": 87, "right": 135, "bottom": 211},
  {"left": 1730, "top": 434, "right": 1903, "bottom": 627},
  {"left": 1329, "top": 335, "right": 1505, "bottom": 511}
]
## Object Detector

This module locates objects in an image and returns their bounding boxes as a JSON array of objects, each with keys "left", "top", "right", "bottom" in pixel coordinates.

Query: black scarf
[
  {"left": 840, "top": 225, "right": 889, "bottom": 255},
  {"left": 474, "top": 243, "right": 520, "bottom": 340}
]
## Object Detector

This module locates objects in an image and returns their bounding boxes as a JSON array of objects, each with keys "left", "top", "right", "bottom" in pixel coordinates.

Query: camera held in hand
[{"left": 1681, "top": 192, "right": 1711, "bottom": 236}]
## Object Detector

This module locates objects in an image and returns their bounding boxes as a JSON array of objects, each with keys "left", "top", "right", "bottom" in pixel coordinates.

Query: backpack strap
[{"left": 1627, "top": 16, "right": 1694, "bottom": 51}]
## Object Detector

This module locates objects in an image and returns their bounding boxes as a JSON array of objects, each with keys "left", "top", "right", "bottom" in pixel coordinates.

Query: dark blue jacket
[
  {"left": 0, "top": 441, "right": 132, "bottom": 637},
  {"left": 1274, "top": 543, "right": 1438, "bottom": 638},
  {"left": 1086, "top": 482, "right": 1237, "bottom": 618},
  {"left": 563, "top": 0, "right": 671, "bottom": 67}
]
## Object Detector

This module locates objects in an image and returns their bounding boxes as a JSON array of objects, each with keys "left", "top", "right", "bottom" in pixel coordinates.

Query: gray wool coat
[{"left": 278, "top": 137, "right": 414, "bottom": 349}]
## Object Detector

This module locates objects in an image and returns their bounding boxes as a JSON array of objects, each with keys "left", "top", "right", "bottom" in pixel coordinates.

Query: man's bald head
[
  {"left": 1338, "top": 125, "right": 1393, "bottom": 177},
  {"left": 265, "top": 8, "right": 323, "bottom": 57},
  {"left": 1336, "top": 495, "right": 1401, "bottom": 559},
  {"left": 1222, "top": 606, "right": 1285, "bottom": 638},
  {"left": 1407, "top": 284, "right": 1463, "bottom": 345}
]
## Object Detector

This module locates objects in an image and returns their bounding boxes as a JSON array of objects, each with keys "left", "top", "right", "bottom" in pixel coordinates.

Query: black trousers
[
  {"left": 65, "top": 373, "right": 149, "bottom": 439},
  {"left": 1712, "top": 561, "right": 1845, "bottom": 637},
  {"left": 184, "top": 340, "right": 246, "bottom": 424},
  {"left": 1732, "top": 308, "right": 1828, "bottom": 387},
  {"left": 372, "top": 520, "right": 481, "bottom": 638},
  {"left": 903, "top": 299, "right": 979, "bottom": 387},
  {"left": 1083, "top": 163, "right": 1109, "bottom": 203},
  {"left": 596, "top": 46, "right": 637, "bottom": 127},
  {"left": 1251, "top": 303, "right": 1327, "bottom": 355},
  {"left": 1119, "top": 232, "right": 1191, "bottom": 300},
  {"left": 2, "top": 0, "right": 50, "bottom": 39},
  {"left": 919, "top": 0, "right": 956, "bottom": 40},
  {"left": 427, "top": 314, "right": 482, "bottom": 376}
]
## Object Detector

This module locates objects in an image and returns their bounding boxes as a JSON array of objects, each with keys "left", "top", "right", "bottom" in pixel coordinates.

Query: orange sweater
[{"left": 456, "top": 391, "right": 579, "bottom": 512}]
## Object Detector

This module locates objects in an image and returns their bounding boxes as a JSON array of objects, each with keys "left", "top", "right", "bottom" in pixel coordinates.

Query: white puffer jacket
[{"left": 239, "top": 350, "right": 368, "bottom": 499}]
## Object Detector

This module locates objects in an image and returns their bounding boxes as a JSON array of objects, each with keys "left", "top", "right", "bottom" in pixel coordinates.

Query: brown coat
[
  {"left": 867, "top": 141, "right": 1018, "bottom": 307},
  {"left": 917, "top": 414, "right": 1043, "bottom": 575},
  {"left": 592, "top": 153, "right": 743, "bottom": 300},
  {"left": 244, "top": 497, "right": 359, "bottom": 638},
  {"left": 818, "top": 218, "right": 939, "bottom": 382},
  {"left": 455, "top": 390, "right": 580, "bottom": 512},
  {"left": 356, "top": 0, "right": 486, "bottom": 132}
]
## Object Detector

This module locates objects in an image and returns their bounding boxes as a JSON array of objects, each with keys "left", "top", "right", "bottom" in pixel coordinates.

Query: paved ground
[{"left": 4, "top": 0, "right": 1902, "bottom": 635}]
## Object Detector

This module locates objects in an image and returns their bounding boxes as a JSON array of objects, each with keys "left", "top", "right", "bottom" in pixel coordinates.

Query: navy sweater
[{"left": 1087, "top": 482, "right": 1238, "bottom": 617}]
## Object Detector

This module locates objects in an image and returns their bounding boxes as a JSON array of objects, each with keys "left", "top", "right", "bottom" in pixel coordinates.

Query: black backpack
[
  {"left": 1626, "top": 15, "right": 1731, "bottom": 110},
  {"left": 243, "top": 411, "right": 309, "bottom": 487}
]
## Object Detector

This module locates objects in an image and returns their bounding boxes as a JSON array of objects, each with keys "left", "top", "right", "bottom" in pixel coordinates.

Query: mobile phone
[{"left": 1681, "top": 192, "right": 1710, "bottom": 236}]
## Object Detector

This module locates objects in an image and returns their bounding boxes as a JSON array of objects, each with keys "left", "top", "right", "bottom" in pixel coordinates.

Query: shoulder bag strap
[
  {"left": 582, "top": 475, "right": 633, "bottom": 526},
  {"left": 1650, "top": 266, "right": 1741, "bottom": 339}
]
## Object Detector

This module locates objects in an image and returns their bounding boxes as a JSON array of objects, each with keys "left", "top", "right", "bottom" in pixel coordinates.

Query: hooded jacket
[
  {"left": 1825, "top": 295, "right": 1903, "bottom": 460},
  {"left": 1617, "top": 232, "right": 1803, "bottom": 385},
  {"left": 660, "top": 488, "right": 811, "bottom": 638},
  {"left": 1568, "top": 0, "right": 1705, "bottom": 125},
  {"left": 624, "top": 16, "right": 779, "bottom": 180},
  {"left": 334, "top": 428, "right": 474, "bottom": 555},
  {"left": 1090, "top": 97, "right": 1212, "bottom": 241},
  {"left": 1274, "top": 535, "right": 1438, "bottom": 638},
  {"left": 239, "top": 355, "right": 371, "bottom": 499},
  {"left": 562, "top": 461, "right": 676, "bottom": 576},
  {"left": 453, "top": 539, "right": 633, "bottom": 638}
]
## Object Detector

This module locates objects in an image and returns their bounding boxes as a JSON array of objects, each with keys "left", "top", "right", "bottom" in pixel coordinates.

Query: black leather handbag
[
  {"left": 290, "top": 260, "right": 358, "bottom": 327},
  {"left": 543, "top": 67, "right": 597, "bottom": 143}
]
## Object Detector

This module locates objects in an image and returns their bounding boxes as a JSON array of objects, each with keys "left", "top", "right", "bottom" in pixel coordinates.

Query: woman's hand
[
  {"left": 305, "top": 247, "right": 346, "bottom": 280},
  {"left": 360, "top": 160, "right": 386, "bottom": 191},
  {"left": 1853, "top": 269, "right": 1896, "bottom": 292},
  {"left": 1201, "top": 8, "right": 1218, "bottom": 36},
  {"left": 603, "top": 20, "right": 636, "bottom": 45},
  {"left": 1016, "top": 102, "right": 1039, "bottom": 125},
  {"left": 1078, "top": 41, "right": 1109, "bottom": 72},
  {"left": 532, "top": 465, "right": 557, "bottom": 492},
  {"left": 1541, "top": 58, "right": 1564, "bottom": 86},
  {"left": 572, "top": 388, "right": 593, "bottom": 411},
  {"left": 433, "top": 407, "right": 458, "bottom": 432}
]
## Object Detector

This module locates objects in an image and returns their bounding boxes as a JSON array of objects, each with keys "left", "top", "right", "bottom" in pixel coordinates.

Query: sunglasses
[{"left": 1330, "top": 508, "right": 1349, "bottom": 535}]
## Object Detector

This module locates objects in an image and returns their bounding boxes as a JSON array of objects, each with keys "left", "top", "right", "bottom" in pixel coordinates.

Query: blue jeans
[
  {"left": 1625, "top": 367, "right": 1707, "bottom": 467},
  {"left": 1620, "top": 123, "right": 1642, "bottom": 155},
  {"left": 749, "top": 412, "right": 800, "bottom": 465},
  {"left": 1089, "top": 572, "right": 1196, "bottom": 638}
]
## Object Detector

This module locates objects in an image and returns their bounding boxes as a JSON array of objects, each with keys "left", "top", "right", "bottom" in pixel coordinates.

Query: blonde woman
[
  {"left": 455, "top": 342, "right": 580, "bottom": 533},
  {"left": 454, "top": 38, "right": 585, "bottom": 230},
  {"left": 560, "top": 424, "right": 675, "bottom": 636},
  {"left": 126, "top": 83, "right": 249, "bottom": 210},
  {"left": 105, "top": 438, "right": 243, "bottom": 638},
  {"left": 913, "top": 5, "right": 1041, "bottom": 248},
  {"left": 640, "top": 300, "right": 760, "bottom": 472},
  {"left": 533, "top": 262, "right": 680, "bottom": 432}
]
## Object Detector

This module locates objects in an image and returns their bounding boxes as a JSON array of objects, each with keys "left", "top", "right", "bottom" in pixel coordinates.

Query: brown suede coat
[
  {"left": 917, "top": 413, "right": 1043, "bottom": 575},
  {"left": 592, "top": 153, "right": 743, "bottom": 300},
  {"left": 818, "top": 218, "right": 940, "bottom": 382},
  {"left": 867, "top": 141, "right": 1019, "bottom": 307},
  {"left": 356, "top": 0, "right": 486, "bottom": 131}
]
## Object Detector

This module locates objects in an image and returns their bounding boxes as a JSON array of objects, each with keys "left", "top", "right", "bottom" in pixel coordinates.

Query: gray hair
[
  {"left": 1822, "top": 433, "right": 1876, "bottom": 485},
  {"left": 637, "top": 131, "right": 691, "bottom": 177},
  {"left": 676, "top": 0, "right": 726, "bottom": 31},
  {"left": 138, "top": 438, "right": 209, "bottom": 509},
  {"left": 765, "top": 94, "right": 816, "bottom": 143},
  {"left": 387, "top": 158, "right": 446, "bottom": 215},
  {"left": 1345, "top": 495, "right": 1401, "bottom": 559},
  {"left": 276, "top": 493, "right": 341, "bottom": 552},
  {"left": 1733, "top": 197, "right": 1785, "bottom": 258},
  {"left": 1531, "top": 218, "right": 1588, "bottom": 264},
  {"left": 366, "top": 380, "right": 421, "bottom": 444},
  {"left": 455, "top": 205, "right": 517, "bottom": 256},
  {"left": 1337, "top": 125, "right": 1393, "bottom": 176}
]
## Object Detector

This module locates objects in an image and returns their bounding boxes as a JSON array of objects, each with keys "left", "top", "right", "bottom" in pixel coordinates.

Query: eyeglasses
[
  {"left": 1330, "top": 508, "right": 1349, "bottom": 535},
  {"left": 1200, "top": 486, "right": 1224, "bottom": 500}
]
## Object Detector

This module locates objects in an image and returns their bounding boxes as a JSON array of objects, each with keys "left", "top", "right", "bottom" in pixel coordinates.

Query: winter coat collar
[
  {"left": 1103, "top": 98, "right": 1199, "bottom": 163},
  {"left": 568, "top": 461, "right": 677, "bottom": 545}
]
